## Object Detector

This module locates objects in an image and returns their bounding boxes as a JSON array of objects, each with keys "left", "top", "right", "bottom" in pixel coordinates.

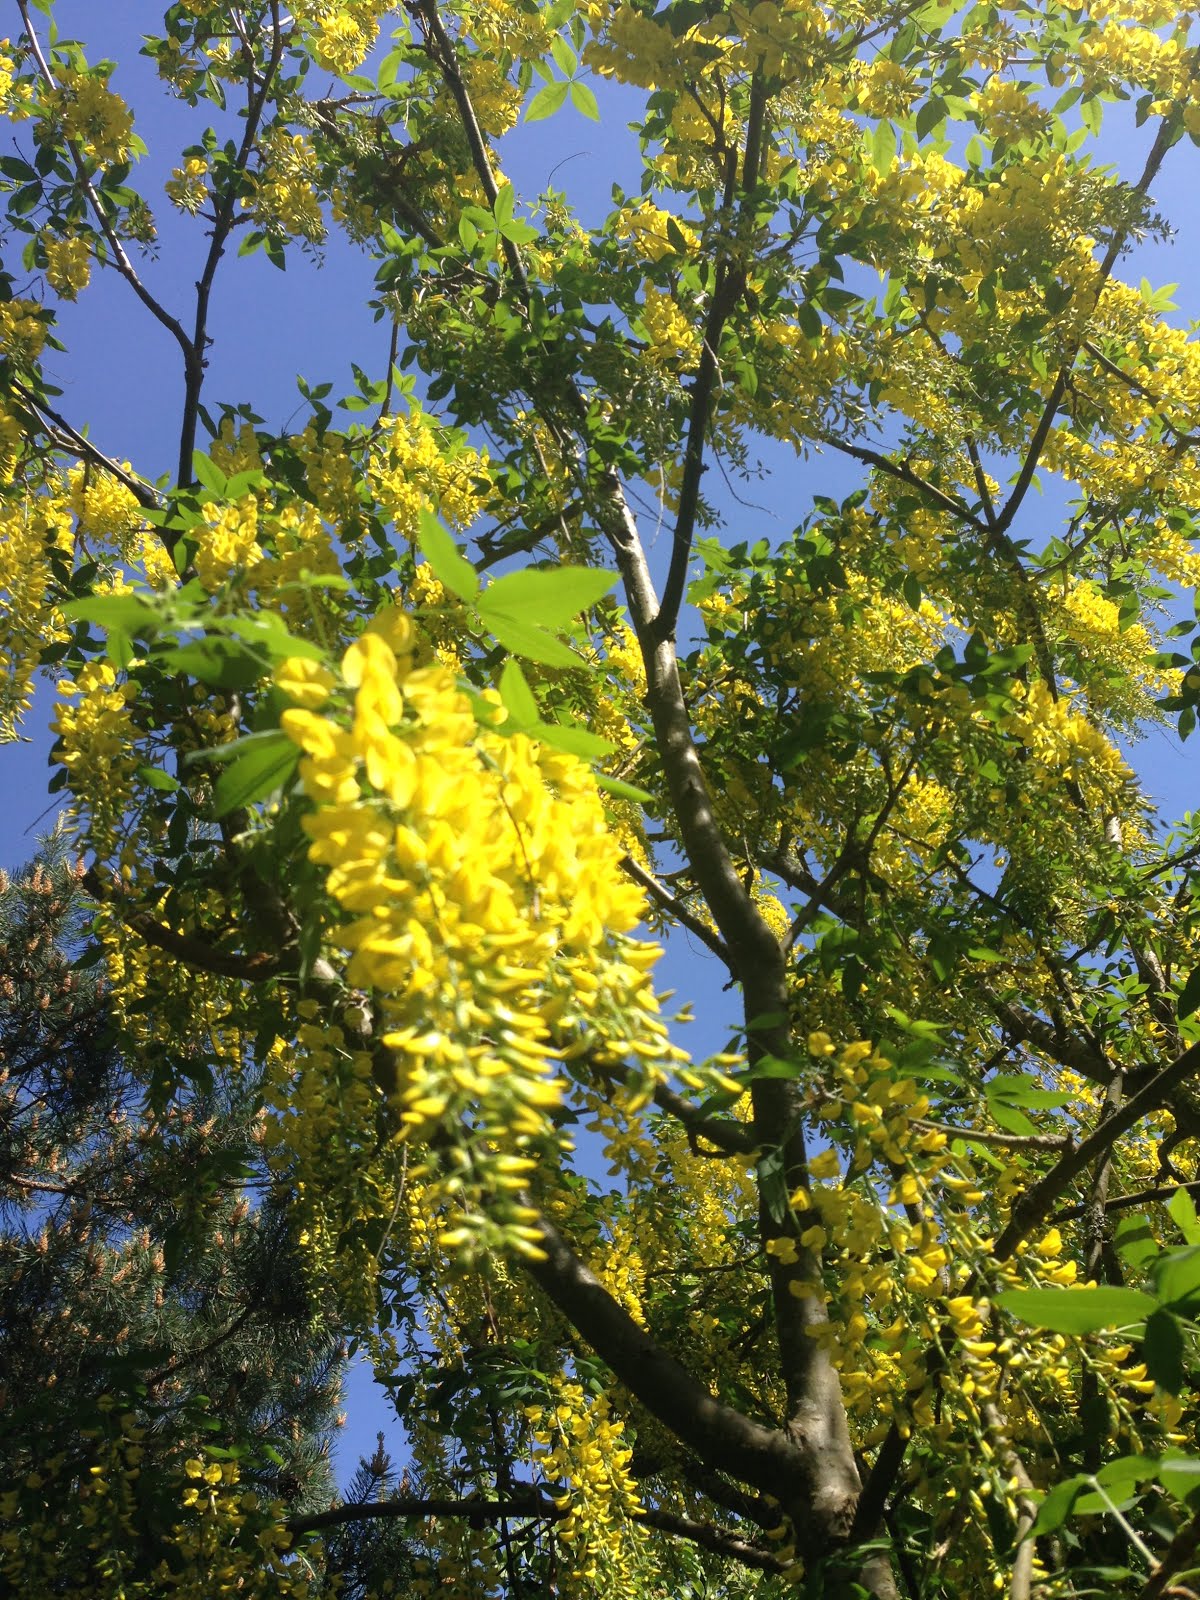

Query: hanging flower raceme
[{"left": 272, "top": 610, "right": 677, "bottom": 1272}]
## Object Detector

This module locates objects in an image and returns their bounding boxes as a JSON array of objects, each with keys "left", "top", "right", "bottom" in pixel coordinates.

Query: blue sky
[{"left": 3, "top": 2, "right": 1199, "bottom": 1483}]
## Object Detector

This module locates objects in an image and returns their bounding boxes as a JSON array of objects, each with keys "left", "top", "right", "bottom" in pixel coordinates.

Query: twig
[
  {"left": 620, "top": 854, "right": 731, "bottom": 965},
  {"left": 10, "top": 382, "right": 161, "bottom": 510},
  {"left": 911, "top": 1119, "right": 1070, "bottom": 1153}
]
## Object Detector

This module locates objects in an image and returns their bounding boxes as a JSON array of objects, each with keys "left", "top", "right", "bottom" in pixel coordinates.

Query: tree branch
[
  {"left": 178, "top": 0, "right": 286, "bottom": 486},
  {"left": 619, "top": 854, "right": 731, "bottom": 966},
  {"left": 16, "top": 1, "right": 193, "bottom": 364},
  {"left": 994, "top": 1039, "right": 1200, "bottom": 1261},
  {"left": 990, "top": 112, "right": 1181, "bottom": 540},
  {"left": 524, "top": 1210, "right": 808, "bottom": 1497}
]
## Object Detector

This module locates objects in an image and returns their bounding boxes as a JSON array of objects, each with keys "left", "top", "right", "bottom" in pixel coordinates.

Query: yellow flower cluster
[
  {"left": 0, "top": 491, "right": 72, "bottom": 738},
  {"left": 637, "top": 284, "right": 701, "bottom": 369},
  {"left": 525, "top": 1379, "right": 641, "bottom": 1584},
  {"left": 274, "top": 616, "right": 674, "bottom": 1267},
  {"left": 295, "top": 422, "right": 358, "bottom": 523},
  {"left": 42, "top": 231, "right": 91, "bottom": 298},
  {"left": 367, "top": 411, "right": 488, "bottom": 538},
  {"left": 0, "top": 37, "right": 15, "bottom": 102},
  {"left": 290, "top": 0, "right": 394, "bottom": 75},
  {"left": 246, "top": 127, "right": 325, "bottom": 243},
  {"left": 1, "top": 1416, "right": 311, "bottom": 1599},
  {"left": 51, "top": 660, "right": 140, "bottom": 855},
  {"left": 1054, "top": 578, "right": 1170, "bottom": 723},
  {"left": 165, "top": 154, "right": 209, "bottom": 213},
  {"left": 970, "top": 74, "right": 1051, "bottom": 143},
  {"left": 1002, "top": 680, "right": 1133, "bottom": 802},
  {"left": 195, "top": 496, "right": 262, "bottom": 591},
  {"left": 41, "top": 68, "right": 134, "bottom": 166},
  {"left": 0, "top": 297, "right": 48, "bottom": 365},
  {"left": 210, "top": 417, "right": 263, "bottom": 476}
]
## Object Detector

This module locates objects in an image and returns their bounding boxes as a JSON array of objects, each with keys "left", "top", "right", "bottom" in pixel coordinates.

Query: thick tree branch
[
  {"left": 524, "top": 1211, "right": 808, "bottom": 1497},
  {"left": 911, "top": 1120, "right": 1070, "bottom": 1153},
  {"left": 82, "top": 869, "right": 283, "bottom": 980},
  {"left": 291, "top": 1488, "right": 789, "bottom": 1574},
  {"left": 987, "top": 991, "right": 1114, "bottom": 1087}
]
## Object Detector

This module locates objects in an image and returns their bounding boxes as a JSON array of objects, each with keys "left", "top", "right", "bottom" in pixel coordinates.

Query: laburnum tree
[{"left": 5, "top": 0, "right": 1200, "bottom": 1596}]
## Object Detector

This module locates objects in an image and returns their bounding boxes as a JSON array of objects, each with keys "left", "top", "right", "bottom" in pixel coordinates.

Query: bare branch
[{"left": 10, "top": 382, "right": 161, "bottom": 511}]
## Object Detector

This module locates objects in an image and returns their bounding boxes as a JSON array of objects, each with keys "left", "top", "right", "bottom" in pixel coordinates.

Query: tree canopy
[{"left": 4, "top": 1, "right": 1200, "bottom": 1595}]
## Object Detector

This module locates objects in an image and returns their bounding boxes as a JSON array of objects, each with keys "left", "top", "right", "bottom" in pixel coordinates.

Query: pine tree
[{"left": 0, "top": 834, "right": 358, "bottom": 1586}]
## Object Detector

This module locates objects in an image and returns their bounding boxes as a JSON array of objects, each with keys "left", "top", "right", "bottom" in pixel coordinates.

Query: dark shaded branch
[
  {"left": 636, "top": 1506, "right": 787, "bottom": 1573},
  {"left": 814, "top": 434, "right": 979, "bottom": 525},
  {"left": 911, "top": 1120, "right": 1070, "bottom": 1153},
  {"left": 987, "top": 991, "right": 1114, "bottom": 1087},
  {"left": 10, "top": 383, "right": 161, "bottom": 511},
  {"left": 291, "top": 1488, "right": 789, "bottom": 1574},
  {"left": 83, "top": 869, "right": 283, "bottom": 980},
  {"left": 524, "top": 1211, "right": 807, "bottom": 1497},
  {"left": 1139, "top": 1505, "right": 1200, "bottom": 1599},
  {"left": 178, "top": 1, "right": 286, "bottom": 485},
  {"left": 1053, "top": 1178, "right": 1200, "bottom": 1224},
  {"left": 289, "top": 1489, "right": 562, "bottom": 1535}
]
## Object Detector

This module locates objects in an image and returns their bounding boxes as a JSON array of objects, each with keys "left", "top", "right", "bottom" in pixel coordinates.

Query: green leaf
[
  {"left": 212, "top": 733, "right": 299, "bottom": 817},
  {"left": 136, "top": 764, "right": 179, "bottom": 793},
  {"left": 1029, "top": 1475, "right": 1091, "bottom": 1537},
  {"left": 185, "top": 727, "right": 296, "bottom": 767},
  {"left": 594, "top": 772, "right": 653, "bottom": 803},
  {"left": 986, "top": 1074, "right": 1074, "bottom": 1110},
  {"left": 217, "top": 612, "right": 326, "bottom": 662},
  {"left": 1143, "top": 1308, "right": 1185, "bottom": 1394},
  {"left": 493, "top": 182, "right": 515, "bottom": 227},
  {"left": 1169, "top": 1187, "right": 1200, "bottom": 1245},
  {"left": 62, "top": 593, "right": 158, "bottom": 634},
  {"left": 483, "top": 565, "right": 616, "bottom": 629},
  {"left": 1159, "top": 1453, "right": 1200, "bottom": 1504},
  {"left": 915, "top": 96, "right": 946, "bottom": 139},
  {"left": 569, "top": 80, "right": 600, "bottom": 121},
  {"left": 477, "top": 605, "right": 581, "bottom": 667},
  {"left": 995, "top": 1286, "right": 1157, "bottom": 1335},
  {"left": 869, "top": 119, "right": 896, "bottom": 176},
  {"left": 1114, "top": 1213, "right": 1161, "bottom": 1273},
  {"left": 1178, "top": 966, "right": 1200, "bottom": 1020},
  {"left": 158, "top": 639, "right": 263, "bottom": 691},
  {"left": 191, "top": 451, "right": 228, "bottom": 496},
  {"left": 526, "top": 80, "right": 569, "bottom": 122},
  {"left": 533, "top": 720, "right": 615, "bottom": 760},
  {"left": 499, "top": 658, "right": 539, "bottom": 728},
  {"left": 417, "top": 509, "right": 480, "bottom": 604},
  {"left": 1152, "top": 1244, "right": 1200, "bottom": 1311},
  {"left": 550, "top": 35, "right": 578, "bottom": 75}
]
